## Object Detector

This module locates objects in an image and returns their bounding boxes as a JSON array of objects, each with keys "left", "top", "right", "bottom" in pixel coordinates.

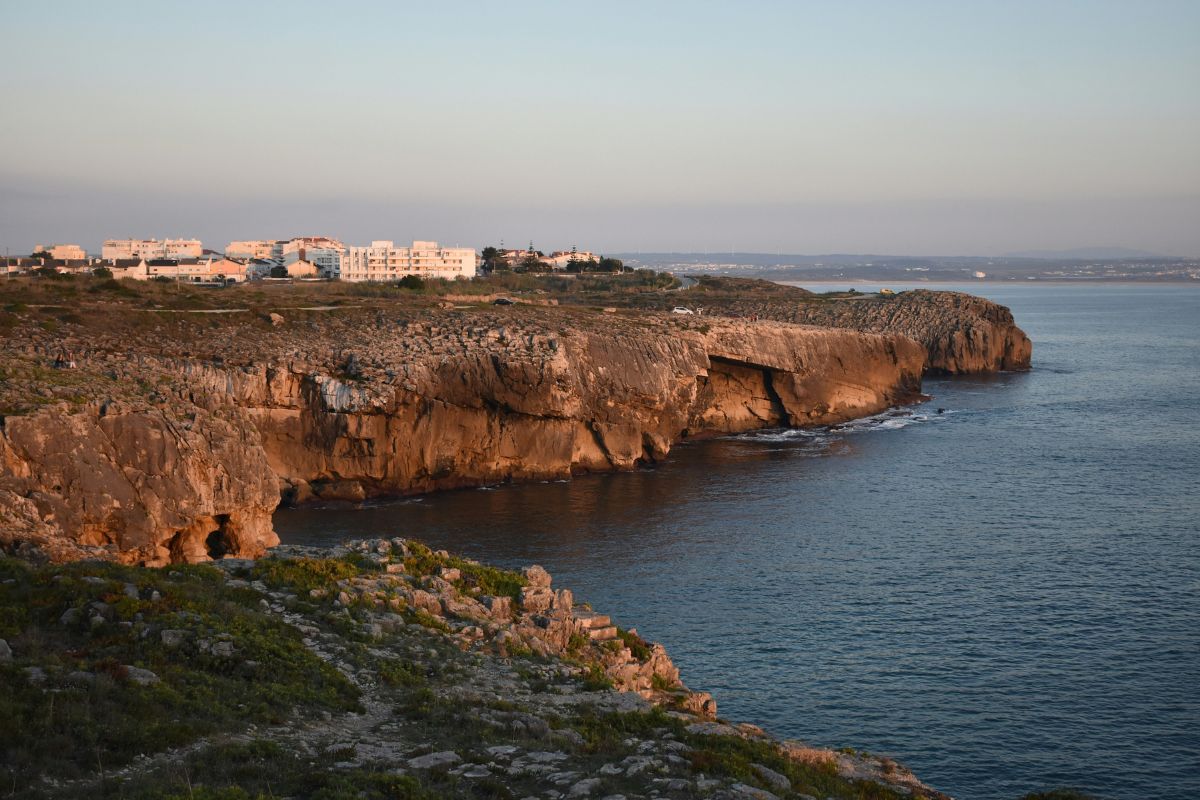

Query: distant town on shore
[
  {"left": 3, "top": 236, "right": 1196, "bottom": 285},
  {"left": 0, "top": 237, "right": 629, "bottom": 285}
]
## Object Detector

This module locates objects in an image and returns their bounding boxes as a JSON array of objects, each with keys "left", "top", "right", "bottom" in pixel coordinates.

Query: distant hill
[{"left": 1002, "top": 247, "right": 1164, "bottom": 260}]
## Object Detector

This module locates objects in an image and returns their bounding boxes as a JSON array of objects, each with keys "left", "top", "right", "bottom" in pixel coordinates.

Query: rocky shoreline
[
  {"left": 0, "top": 536, "right": 949, "bottom": 800},
  {"left": 0, "top": 277, "right": 1041, "bottom": 798},
  {"left": 0, "top": 279, "right": 1032, "bottom": 567}
]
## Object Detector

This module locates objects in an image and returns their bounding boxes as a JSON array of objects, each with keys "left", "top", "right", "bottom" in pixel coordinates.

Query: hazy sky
[{"left": 2, "top": 0, "right": 1198, "bottom": 256}]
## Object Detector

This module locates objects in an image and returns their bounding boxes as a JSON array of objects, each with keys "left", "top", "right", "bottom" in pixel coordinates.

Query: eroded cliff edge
[
  {"left": 1, "top": 307, "right": 923, "bottom": 565},
  {"left": 669, "top": 279, "right": 1033, "bottom": 374}
]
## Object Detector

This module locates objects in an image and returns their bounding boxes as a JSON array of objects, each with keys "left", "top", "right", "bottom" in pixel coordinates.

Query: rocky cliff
[
  {"left": 0, "top": 306, "right": 923, "bottom": 564},
  {"left": 784, "top": 290, "right": 1032, "bottom": 374},
  {"left": 0, "top": 403, "right": 280, "bottom": 565},
  {"left": 677, "top": 279, "right": 1032, "bottom": 374}
]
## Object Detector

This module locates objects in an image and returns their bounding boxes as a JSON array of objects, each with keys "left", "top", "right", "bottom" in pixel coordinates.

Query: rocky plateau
[{"left": 1, "top": 303, "right": 933, "bottom": 565}]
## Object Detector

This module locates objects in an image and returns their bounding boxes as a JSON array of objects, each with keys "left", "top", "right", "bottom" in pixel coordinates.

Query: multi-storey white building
[
  {"left": 102, "top": 238, "right": 202, "bottom": 260},
  {"left": 34, "top": 243, "right": 87, "bottom": 260},
  {"left": 282, "top": 236, "right": 344, "bottom": 278},
  {"left": 340, "top": 241, "right": 475, "bottom": 282}
]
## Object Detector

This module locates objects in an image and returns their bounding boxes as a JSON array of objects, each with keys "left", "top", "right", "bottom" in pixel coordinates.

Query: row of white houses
[{"left": 22, "top": 237, "right": 480, "bottom": 282}]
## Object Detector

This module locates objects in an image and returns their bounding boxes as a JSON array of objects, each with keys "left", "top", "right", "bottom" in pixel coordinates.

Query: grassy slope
[{"left": 0, "top": 547, "right": 941, "bottom": 800}]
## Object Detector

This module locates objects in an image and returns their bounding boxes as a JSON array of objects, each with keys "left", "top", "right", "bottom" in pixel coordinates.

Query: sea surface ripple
[{"left": 277, "top": 284, "right": 1200, "bottom": 800}]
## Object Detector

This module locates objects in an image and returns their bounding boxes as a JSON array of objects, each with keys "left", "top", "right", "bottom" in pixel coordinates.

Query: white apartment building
[
  {"left": 34, "top": 243, "right": 87, "bottom": 260},
  {"left": 340, "top": 241, "right": 476, "bottom": 282},
  {"left": 546, "top": 250, "right": 599, "bottom": 269},
  {"left": 286, "top": 247, "right": 342, "bottom": 277},
  {"left": 282, "top": 236, "right": 345, "bottom": 278},
  {"left": 102, "top": 238, "right": 202, "bottom": 260}
]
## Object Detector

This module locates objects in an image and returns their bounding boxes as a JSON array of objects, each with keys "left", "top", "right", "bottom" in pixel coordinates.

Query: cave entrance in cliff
[{"left": 205, "top": 515, "right": 233, "bottom": 559}]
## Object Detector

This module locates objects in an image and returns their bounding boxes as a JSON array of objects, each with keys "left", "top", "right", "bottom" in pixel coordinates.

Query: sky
[{"left": 2, "top": 0, "right": 1198, "bottom": 256}]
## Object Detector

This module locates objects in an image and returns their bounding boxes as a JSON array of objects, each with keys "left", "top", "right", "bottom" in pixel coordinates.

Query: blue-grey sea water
[{"left": 275, "top": 284, "right": 1200, "bottom": 800}]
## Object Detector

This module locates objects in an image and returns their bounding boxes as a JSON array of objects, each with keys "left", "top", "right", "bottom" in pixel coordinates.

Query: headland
[{"left": 0, "top": 271, "right": 1035, "bottom": 799}]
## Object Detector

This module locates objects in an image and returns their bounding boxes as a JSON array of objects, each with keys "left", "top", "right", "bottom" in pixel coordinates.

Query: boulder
[
  {"left": 123, "top": 665, "right": 160, "bottom": 686},
  {"left": 406, "top": 750, "right": 462, "bottom": 770},
  {"left": 752, "top": 763, "right": 791, "bottom": 792},
  {"left": 480, "top": 595, "right": 513, "bottom": 620},
  {"left": 520, "top": 586, "right": 554, "bottom": 614},
  {"left": 523, "top": 565, "right": 552, "bottom": 588},
  {"left": 160, "top": 629, "right": 187, "bottom": 648}
]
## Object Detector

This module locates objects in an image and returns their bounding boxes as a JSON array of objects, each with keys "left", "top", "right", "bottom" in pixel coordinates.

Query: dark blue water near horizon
[{"left": 275, "top": 284, "right": 1200, "bottom": 800}]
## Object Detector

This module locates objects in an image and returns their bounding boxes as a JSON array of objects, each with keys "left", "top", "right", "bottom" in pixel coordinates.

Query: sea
[{"left": 275, "top": 283, "right": 1200, "bottom": 800}]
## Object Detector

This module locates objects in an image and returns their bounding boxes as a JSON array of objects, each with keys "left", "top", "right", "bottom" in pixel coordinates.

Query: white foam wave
[{"left": 728, "top": 406, "right": 956, "bottom": 445}]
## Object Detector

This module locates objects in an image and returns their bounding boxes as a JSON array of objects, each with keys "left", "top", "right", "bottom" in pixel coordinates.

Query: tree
[
  {"left": 269, "top": 265, "right": 289, "bottom": 279},
  {"left": 30, "top": 250, "right": 52, "bottom": 261},
  {"left": 598, "top": 257, "right": 624, "bottom": 273},
  {"left": 518, "top": 253, "right": 549, "bottom": 272},
  {"left": 480, "top": 246, "right": 507, "bottom": 272},
  {"left": 397, "top": 274, "right": 424, "bottom": 290},
  {"left": 92, "top": 266, "right": 113, "bottom": 278}
]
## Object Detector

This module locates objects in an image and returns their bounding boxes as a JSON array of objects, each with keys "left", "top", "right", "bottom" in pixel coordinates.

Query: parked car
[
  {"left": 493, "top": 297, "right": 515, "bottom": 305},
  {"left": 671, "top": 306, "right": 694, "bottom": 315}
]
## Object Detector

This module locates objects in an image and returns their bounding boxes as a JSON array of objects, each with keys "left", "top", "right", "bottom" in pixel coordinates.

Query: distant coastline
[
  {"left": 780, "top": 278, "right": 1200, "bottom": 286},
  {"left": 615, "top": 252, "right": 1199, "bottom": 284}
]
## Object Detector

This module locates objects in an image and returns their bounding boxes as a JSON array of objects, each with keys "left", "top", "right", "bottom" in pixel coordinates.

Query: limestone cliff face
[
  {"left": 0, "top": 309, "right": 922, "bottom": 563},
  {"left": 0, "top": 402, "right": 279, "bottom": 565},
  {"left": 689, "top": 282, "right": 1032, "bottom": 374},
  {"left": 772, "top": 290, "right": 1032, "bottom": 374},
  {"left": 697, "top": 322, "right": 924, "bottom": 431},
  {"left": 213, "top": 316, "right": 924, "bottom": 502}
]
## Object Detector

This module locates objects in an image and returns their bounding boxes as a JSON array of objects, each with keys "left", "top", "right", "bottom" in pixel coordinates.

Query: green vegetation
[
  {"left": 567, "top": 707, "right": 919, "bottom": 800},
  {"left": 378, "top": 658, "right": 427, "bottom": 688},
  {"left": 89, "top": 278, "right": 137, "bottom": 296},
  {"left": 569, "top": 706, "right": 681, "bottom": 753},
  {"left": 580, "top": 662, "right": 614, "bottom": 691},
  {"left": 104, "top": 739, "right": 436, "bottom": 800},
  {"left": 0, "top": 268, "right": 684, "bottom": 315},
  {"left": 650, "top": 672, "right": 674, "bottom": 691},
  {"left": 250, "top": 556, "right": 361, "bottom": 594},
  {"left": 0, "top": 558, "right": 360, "bottom": 791},
  {"left": 615, "top": 627, "right": 652, "bottom": 661},
  {"left": 0, "top": 548, "right": 945, "bottom": 800},
  {"left": 402, "top": 541, "right": 527, "bottom": 603},
  {"left": 684, "top": 729, "right": 915, "bottom": 800}
]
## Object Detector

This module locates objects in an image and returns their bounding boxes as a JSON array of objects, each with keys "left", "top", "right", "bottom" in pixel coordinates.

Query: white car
[{"left": 671, "top": 306, "right": 694, "bottom": 315}]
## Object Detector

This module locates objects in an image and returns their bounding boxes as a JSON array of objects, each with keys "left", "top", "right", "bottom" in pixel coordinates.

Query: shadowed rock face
[{"left": 0, "top": 308, "right": 923, "bottom": 564}]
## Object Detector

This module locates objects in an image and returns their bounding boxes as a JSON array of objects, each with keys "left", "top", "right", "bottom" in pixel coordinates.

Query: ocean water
[{"left": 275, "top": 284, "right": 1200, "bottom": 800}]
